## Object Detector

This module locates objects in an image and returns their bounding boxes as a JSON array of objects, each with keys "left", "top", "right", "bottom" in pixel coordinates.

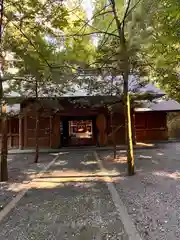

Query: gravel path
[
  {"left": 0, "top": 151, "right": 128, "bottom": 240},
  {"left": 0, "top": 153, "right": 55, "bottom": 210},
  {"left": 98, "top": 142, "right": 180, "bottom": 240}
]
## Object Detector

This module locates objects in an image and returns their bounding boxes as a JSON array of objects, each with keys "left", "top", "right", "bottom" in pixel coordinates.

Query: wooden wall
[
  {"left": 23, "top": 114, "right": 61, "bottom": 149},
  {"left": 0, "top": 118, "right": 19, "bottom": 149},
  {"left": 105, "top": 111, "right": 168, "bottom": 145},
  {"left": 135, "top": 111, "right": 168, "bottom": 142},
  {"left": 22, "top": 110, "right": 168, "bottom": 148},
  {"left": 51, "top": 115, "right": 61, "bottom": 148},
  {"left": 106, "top": 112, "right": 126, "bottom": 145},
  {"left": 0, "top": 106, "right": 169, "bottom": 149},
  {"left": 25, "top": 115, "right": 51, "bottom": 148}
]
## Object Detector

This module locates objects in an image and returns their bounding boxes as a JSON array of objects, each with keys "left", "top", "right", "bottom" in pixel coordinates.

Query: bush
[{"left": 168, "top": 113, "right": 180, "bottom": 139}]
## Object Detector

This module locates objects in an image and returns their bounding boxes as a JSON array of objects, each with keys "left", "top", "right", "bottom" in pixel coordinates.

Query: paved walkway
[
  {"left": 0, "top": 151, "right": 137, "bottom": 240},
  {"left": 98, "top": 142, "right": 180, "bottom": 239}
]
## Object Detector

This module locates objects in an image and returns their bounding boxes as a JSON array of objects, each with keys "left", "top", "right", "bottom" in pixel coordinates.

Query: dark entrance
[{"left": 61, "top": 116, "right": 96, "bottom": 147}]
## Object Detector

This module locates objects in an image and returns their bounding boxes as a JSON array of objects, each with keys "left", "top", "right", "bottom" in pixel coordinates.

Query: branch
[
  {"left": 98, "top": 18, "right": 116, "bottom": 51},
  {"left": 73, "top": 2, "right": 111, "bottom": 36},
  {"left": 68, "top": 31, "right": 119, "bottom": 38},
  {"left": 124, "top": 0, "right": 142, "bottom": 22},
  {"left": 109, "top": 0, "right": 122, "bottom": 40},
  {"left": 122, "top": 0, "right": 131, "bottom": 30},
  {"left": 0, "top": 0, "right": 4, "bottom": 44},
  {"left": 65, "top": 0, "right": 84, "bottom": 13},
  {"left": 71, "top": 9, "right": 119, "bottom": 38},
  {"left": 4, "top": 15, "right": 52, "bottom": 69}
]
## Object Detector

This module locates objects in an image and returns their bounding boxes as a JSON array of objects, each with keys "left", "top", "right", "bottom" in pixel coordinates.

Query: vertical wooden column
[
  {"left": 96, "top": 114, "right": 107, "bottom": 146},
  {"left": 24, "top": 114, "right": 27, "bottom": 148},
  {"left": 9, "top": 118, "right": 12, "bottom": 148},
  {"left": 131, "top": 111, "right": 136, "bottom": 145},
  {"left": 165, "top": 112, "right": 168, "bottom": 140},
  {"left": 49, "top": 116, "right": 52, "bottom": 148},
  {"left": 51, "top": 114, "right": 60, "bottom": 149},
  {"left": 19, "top": 116, "right": 23, "bottom": 149}
]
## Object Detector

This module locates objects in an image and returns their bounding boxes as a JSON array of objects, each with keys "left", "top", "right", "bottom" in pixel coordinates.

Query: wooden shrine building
[{"left": 2, "top": 93, "right": 180, "bottom": 149}]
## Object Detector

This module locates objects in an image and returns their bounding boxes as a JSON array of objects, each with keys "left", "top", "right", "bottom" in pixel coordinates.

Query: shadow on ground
[
  {"left": 98, "top": 142, "right": 180, "bottom": 240},
  {"left": 0, "top": 151, "right": 128, "bottom": 240},
  {"left": 0, "top": 153, "right": 57, "bottom": 209}
]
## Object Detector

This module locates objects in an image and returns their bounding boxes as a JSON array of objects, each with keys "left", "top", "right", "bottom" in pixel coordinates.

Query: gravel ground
[
  {"left": 0, "top": 153, "right": 55, "bottom": 210},
  {"left": 0, "top": 151, "right": 128, "bottom": 240},
  {"left": 98, "top": 142, "right": 180, "bottom": 240}
]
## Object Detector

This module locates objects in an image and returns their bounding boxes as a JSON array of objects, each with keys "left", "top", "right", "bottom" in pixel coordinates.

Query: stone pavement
[
  {"left": 0, "top": 151, "right": 131, "bottom": 240},
  {"left": 0, "top": 153, "right": 55, "bottom": 210},
  {"left": 98, "top": 142, "right": 180, "bottom": 240}
]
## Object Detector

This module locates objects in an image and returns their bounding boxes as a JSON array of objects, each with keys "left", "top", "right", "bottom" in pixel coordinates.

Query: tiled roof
[
  {"left": 3, "top": 75, "right": 174, "bottom": 114},
  {"left": 135, "top": 99, "right": 180, "bottom": 112}
]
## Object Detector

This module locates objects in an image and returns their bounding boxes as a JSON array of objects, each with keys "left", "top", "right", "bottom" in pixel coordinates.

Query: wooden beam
[{"left": 19, "top": 116, "right": 23, "bottom": 149}]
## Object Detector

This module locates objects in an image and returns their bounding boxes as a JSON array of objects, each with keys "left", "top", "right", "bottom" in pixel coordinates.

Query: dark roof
[{"left": 135, "top": 99, "right": 180, "bottom": 112}]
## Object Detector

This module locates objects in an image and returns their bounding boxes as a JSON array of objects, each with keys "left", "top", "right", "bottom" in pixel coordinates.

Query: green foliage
[
  {"left": 2, "top": 0, "right": 96, "bottom": 96},
  {"left": 1, "top": 0, "right": 179, "bottom": 100},
  {"left": 141, "top": 0, "right": 180, "bottom": 101},
  {"left": 86, "top": 0, "right": 154, "bottom": 95},
  {"left": 168, "top": 113, "right": 180, "bottom": 139},
  {"left": 85, "top": 0, "right": 180, "bottom": 101}
]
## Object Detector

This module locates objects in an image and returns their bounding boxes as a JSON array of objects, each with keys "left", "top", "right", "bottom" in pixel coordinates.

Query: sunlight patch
[
  {"left": 54, "top": 160, "right": 67, "bottom": 166},
  {"left": 139, "top": 155, "right": 152, "bottom": 159},
  {"left": 81, "top": 161, "right": 97, "bottom": 166},
  {"left": 153, "top": 171, "right": 180, "bottom": 179},
  {"left": 157, "top": 152, "right": 164, "bottom": 156}
]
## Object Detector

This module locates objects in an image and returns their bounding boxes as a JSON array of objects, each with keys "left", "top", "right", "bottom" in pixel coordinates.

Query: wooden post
[
  {"left": 24, "top": 114, "right": 27, "bottom": 148},
  {"left": 132, "top": 111, "right": 136, "bottom": 145},
  {"left": 96, "top": 114, "right": 107, "bottom": 146},
  {"left": 49, "top": 116, "right": 52, "bottom": 148},
  {"left": 19, "top": 116, "right": 23, "bottom": 149},
  {"left": 9, "top": 118, "right": 12, "bottom": 148}
]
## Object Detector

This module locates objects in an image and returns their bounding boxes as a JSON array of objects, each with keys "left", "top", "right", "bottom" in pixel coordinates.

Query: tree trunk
[
  {"left": 34, "top": 111, "right": 39, "bottom": 163},
  {"left": 0, "top": 0, "right": 8, "bottom": 181},
  {"left": 123, "top": 79, "right": 135, "bottom": 175},
  {"left": 110, "top": 0, "right": 135, "bottom": 175},
  {"left": 0, "top": 101, "right": 8, "bottom": 181}
]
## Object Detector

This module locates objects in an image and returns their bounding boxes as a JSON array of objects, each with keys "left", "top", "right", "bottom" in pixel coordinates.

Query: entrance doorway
[
  {"left": 61, "top": 116, "right": 96, "bottom": 146},
  {"left": 69, "top": 119, "right": 93, "bottom": 145}
]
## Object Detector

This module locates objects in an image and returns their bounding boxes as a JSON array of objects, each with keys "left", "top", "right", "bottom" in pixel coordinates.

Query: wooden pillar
[
  {"left": 51, "top": 115, "right": 60, "bottom": 149},
  {"left": 96, "top": 114, "right": 107, "bottom": 146},
  {"left": 24, "top": 114, "right": 27, "bottom": 148},
  {"left": 132, "top": 111, "right": 136, "bottom": 145},
  {"left": 9, "top": 118, "right": 12, "bottom": 148},
  {"left": 165, "top": 112, "right": 168, "bottom": 140},
  {"left": 49, "top": 116, "right": 52, "bottom": 148},
  {"left": 19, "top": 116, "right": 23, "bottom": 149}
]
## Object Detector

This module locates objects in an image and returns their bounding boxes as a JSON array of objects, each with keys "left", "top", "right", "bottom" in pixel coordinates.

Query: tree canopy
[
  {"left": 0, "top": 0, "right": 179, "bottom": 179},
  {"left": 1, "top": 0, "right": 178, "bottom": 100}
]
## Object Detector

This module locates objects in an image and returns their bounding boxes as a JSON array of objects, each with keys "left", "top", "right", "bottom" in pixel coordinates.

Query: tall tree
[
  {"left": 2, "top": 0, "right": 92, "bottom": 165},
  {"left": 0, "top": 0, "right": 9, "bottom": 181},
  {"left": 73, "top": 0, "right": 166, "bottom": 175},
  {"left": 88, "top": 0, "right": 154, "bottom": 175},
  {"left": 0, "top": 0, "right": 74, "bottom": 172},
  {"left": 144, "top": 0, "right": 180, "bottom": 101}
]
